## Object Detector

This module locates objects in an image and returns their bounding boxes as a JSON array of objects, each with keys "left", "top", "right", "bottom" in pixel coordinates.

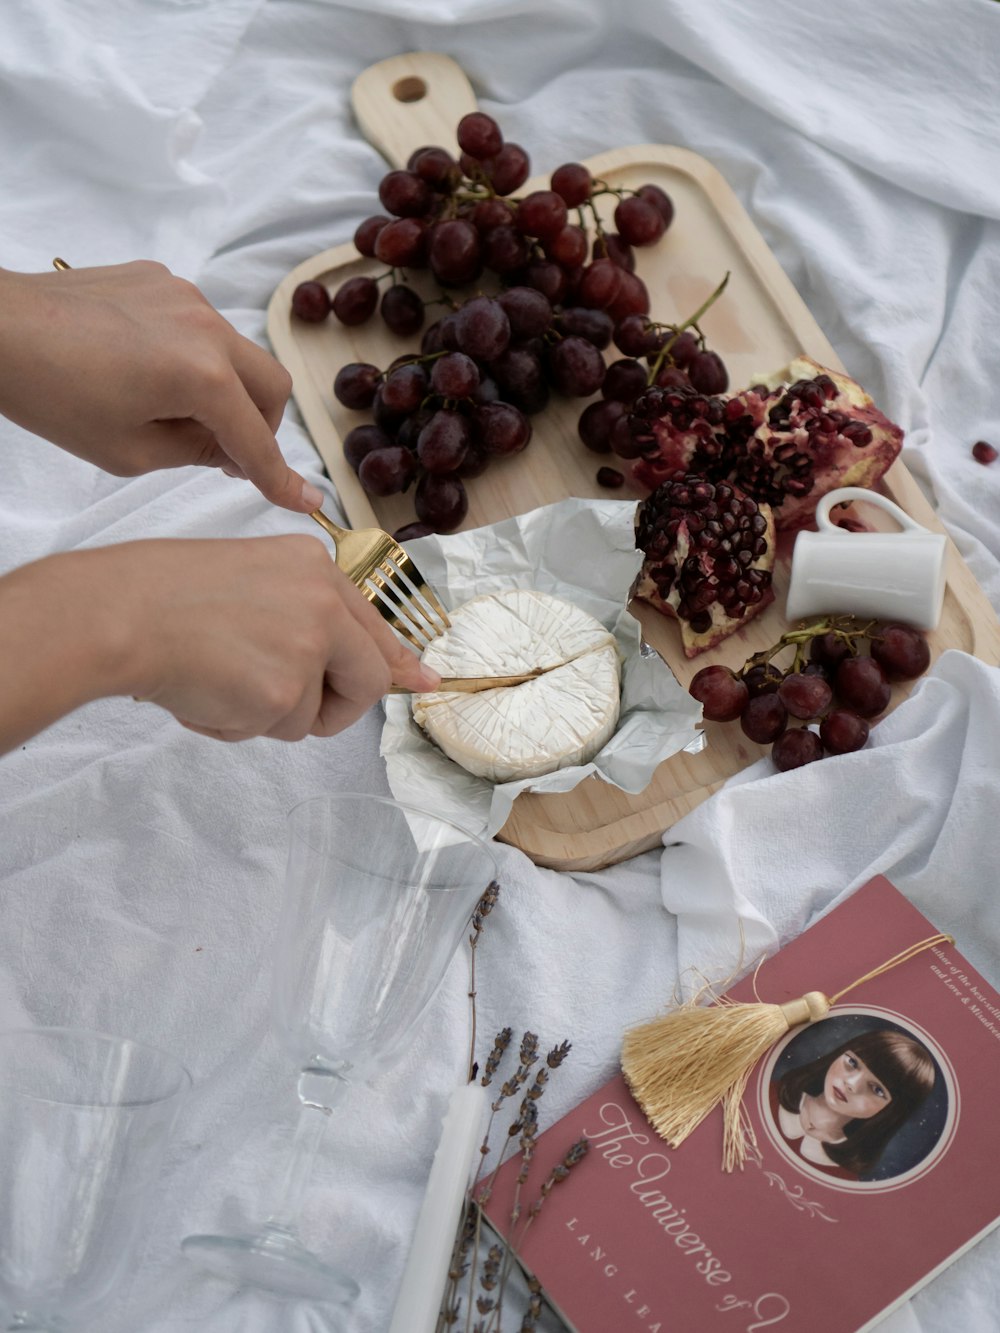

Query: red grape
[
  {"left": 430, "top": 352, "right": 480, "bottom": 399},
  {"left": 343, "top": 423, "right": 393, "bottom": 472},
  {"left": 614, "top": 314, "right": 657, "bottom": 358},
  {"left": 516, "top": 190, "right": 568, "bottom": 240},
  {"left": 417, "top": 410, "right": 470, "bottom": 473},
  {"left": 578, "top": 399, "right": 625, "bottom": 453},
  {"left": 496, "top": 287, "right": 553, "bottom": 340},
  {"left": 410, "top": 147, "right": 460, "bottom": 191},
  {"left": 334, "top": 362, "right": 382, "bottom": 410},
  {"left": 548, "top": 336, "right": 607, "bottom": 397},
  {"left": 593, "top": 232, "right": 635, "bottom": 271},
  {"left": 577, "top": 259, "right": 623, "bottom": 310},
  {"left": 740, "top": 693, "right": 788, "bottom": 743},
  {"left": 381, "top": 361, "right": 428, "bottom": 414},
  {"left": 606, "top": 270, "right": 650, "bottom": 322},
  {"left": 353, "top": 215, "right": 389, "bottom": 258},
  {"left": 472, "top": 402, "right": 532, "bottom": 457},
  {"left": 291, "top": 280, "right": 330, "bottom": 323},
  {"left": 454, "top": 296, "right": 511, "bottom": 361},
  {"left": 428, "top": 219, "right": 482, "bottom": 285},
  {"left": 771, "top": 728, "right": 824, "bottom": 771},
  {"left": 688, "top": 350, "right": 729, "bottom": 394},
  {"left": 819, "top": 709, "right": 870, "bottom": 755},
  {"left": 777, "top": 671, "right": 833, "bottom": 719},
  {"left": 809, "top": 631, "right": 853, "bottom": 671},
  {"left": 601, "top": 359, "right": 648, "bottom": 404},
  {"left": 332, "top": 276, "right": 378, "bottom": 326},
  {"left": 393, "top": 521, "right": 434, "bottom": 541},
  {"left": 482, "top": 225, "right": 532, "bottom": 274},
  {"left": 489, "top": 345, "right": 549, "bottom": 414},
  {"left": 637, "top": 183, "right": 675, "bottom": 229},
  {"left": 456, "top": 112, "right": 503, "bottom": 160},
  {"left": 380, "top": 284, "right": 425, "bottom": 337},
  {"left": 378, "top": 169, "right": 433, "bottom": 218},
  {"left": 471, "top": 198, "right": 514, "bottom": 234},
  {"left": 835, "top": 656, "right": 891, "bottom": 718},
  {"left": 550, "top": 162, "right": 592, "bottom": 207},
  {"left": 545, "top": 225, "right": 588, "bottom": 268},
  {"left": 487, "top": 143, "right": 530, "bottom": 195},
  {"left": 373, "top": 217, "right": 427, "bottom": 268},
  {"left": 689, "top": 665, "right": 749, "bottom": 722},
  {"left": 557, "top": 307, "right": 614, "bottom": 350},
  {"left": 358, "top": 445, "right": 416, "bottom": 496},
  {"left": 414, "top": 473, "right": 469, "bottom": 532},
  {"left": 869, "top": 623, "right": 931, "bottom": 680},
  {"left": 614, "top": 195, "right": 665, "bottom": 246}
]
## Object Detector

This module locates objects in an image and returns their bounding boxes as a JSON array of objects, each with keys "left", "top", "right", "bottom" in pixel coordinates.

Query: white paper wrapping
[{"left": 380, "top": 497, "right": 703, "bottom": 837}]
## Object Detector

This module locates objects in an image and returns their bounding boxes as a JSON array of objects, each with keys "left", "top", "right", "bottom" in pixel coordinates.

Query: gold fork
[{"left": 309, "top": 509, "right": 451, "bottom": 650}]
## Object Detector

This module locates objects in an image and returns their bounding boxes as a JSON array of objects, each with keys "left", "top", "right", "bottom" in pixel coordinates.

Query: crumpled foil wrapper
[{"left": 380, "top": 497, "right": 704, "bottom": 841}]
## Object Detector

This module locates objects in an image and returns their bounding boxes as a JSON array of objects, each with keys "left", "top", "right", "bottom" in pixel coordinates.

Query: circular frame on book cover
[{"left": 755, "top": 1004, "right": 958, "bottom": 1195}]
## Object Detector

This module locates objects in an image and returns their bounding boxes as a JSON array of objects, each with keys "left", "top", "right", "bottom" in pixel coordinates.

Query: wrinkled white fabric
[{"left": 1, "top": 1, "right": 998, "bottom": 1330}]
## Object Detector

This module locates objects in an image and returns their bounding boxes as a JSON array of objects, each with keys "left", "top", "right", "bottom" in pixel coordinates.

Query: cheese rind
[{"left": 413, "top": 590, "right": 622, "bottom": 783}]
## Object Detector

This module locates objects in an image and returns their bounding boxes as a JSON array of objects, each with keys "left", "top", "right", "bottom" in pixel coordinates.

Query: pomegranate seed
[{"left": 972, "top": 440, "right": 998, "bottom": 465}]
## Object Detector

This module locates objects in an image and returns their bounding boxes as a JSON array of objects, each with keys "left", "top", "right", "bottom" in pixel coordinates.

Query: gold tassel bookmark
[{"left": 621, "top": 932, "right": 953, "bottom": 1171}]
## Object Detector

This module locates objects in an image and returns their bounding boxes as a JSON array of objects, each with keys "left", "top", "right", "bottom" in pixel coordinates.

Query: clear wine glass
[
  {"left": 0, "top": 1026, "right": 191, "bottom": 1331},
  {"left": 182, "top": 792, "right": 497, "bottom": 1306}
]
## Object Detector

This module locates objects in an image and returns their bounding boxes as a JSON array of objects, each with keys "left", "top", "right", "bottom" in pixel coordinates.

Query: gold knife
[{"left": 389, "top": 668, "right": 550, "bottom": 695}]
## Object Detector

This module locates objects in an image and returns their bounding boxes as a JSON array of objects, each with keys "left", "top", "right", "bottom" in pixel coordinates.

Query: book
[{"left": 481, "top": 875, "right": 1000, "bottom": 1333}]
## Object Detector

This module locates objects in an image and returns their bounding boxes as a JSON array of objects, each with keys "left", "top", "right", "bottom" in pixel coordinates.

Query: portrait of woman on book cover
[{"left": 766, "top": 1013, "right": 950, "bottom": 1185}]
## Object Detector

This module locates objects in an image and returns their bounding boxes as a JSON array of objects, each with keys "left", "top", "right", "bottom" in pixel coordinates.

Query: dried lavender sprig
[
  {"left": 480, "top": 1028, "right": 513, "bottom": 1089},
  {"left": 467, "top": 880, "right": 502, "bottom": 1081},
  {"left": 486, "top": 1138, "right": 590, "bottom": 1333},
  {"left": 519, "top": 1277, "right": 544, "bottom": 1333}
]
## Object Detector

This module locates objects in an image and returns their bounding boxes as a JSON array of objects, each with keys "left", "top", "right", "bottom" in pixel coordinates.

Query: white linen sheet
[{"left": 1, "top": 1, "right": 998, "bottom": 1329}]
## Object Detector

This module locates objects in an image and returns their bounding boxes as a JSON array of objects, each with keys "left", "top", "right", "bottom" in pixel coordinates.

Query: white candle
[{"left": 388, "top": 1080, "right": 487, "bottom": 1333}]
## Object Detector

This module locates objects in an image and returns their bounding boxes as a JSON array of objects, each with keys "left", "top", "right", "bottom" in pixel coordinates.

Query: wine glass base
[{"left": 181, "top": 1228, "right": 360, "bottom": 1305}]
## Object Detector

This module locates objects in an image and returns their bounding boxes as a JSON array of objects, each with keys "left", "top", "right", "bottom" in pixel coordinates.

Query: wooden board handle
[{"left": 351, "top": 52, "right": 480, "bottom": 170}]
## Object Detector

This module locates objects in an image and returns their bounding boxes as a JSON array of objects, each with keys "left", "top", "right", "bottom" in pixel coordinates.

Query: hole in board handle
[{"left": 392, "top": 76, "right": 427, "bottom": 103}]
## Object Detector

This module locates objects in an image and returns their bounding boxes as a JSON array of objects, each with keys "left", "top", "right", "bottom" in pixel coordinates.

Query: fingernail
[
  {"left": 221, "top": 461, "right": 248, "bottom": 480},
  {"left": 301, "top": 480, "right": 325, "bottom": 511},
  {"left": 416, "top": 663, "right": 441, "bottom": 691}
]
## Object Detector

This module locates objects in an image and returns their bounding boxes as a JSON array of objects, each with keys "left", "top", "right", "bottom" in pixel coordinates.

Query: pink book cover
[{"left": 481, "top": 876, "right": 1000, "bottom": 1333}]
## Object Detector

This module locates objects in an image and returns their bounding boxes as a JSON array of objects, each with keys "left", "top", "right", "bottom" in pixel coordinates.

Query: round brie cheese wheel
[{"left": 413, "top": 589, "right": 622, "bottom": 783}]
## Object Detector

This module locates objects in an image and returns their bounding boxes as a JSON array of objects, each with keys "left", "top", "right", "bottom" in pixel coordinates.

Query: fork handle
[{"left": 309, "top": 508, "right": 345, "bottom": 541}]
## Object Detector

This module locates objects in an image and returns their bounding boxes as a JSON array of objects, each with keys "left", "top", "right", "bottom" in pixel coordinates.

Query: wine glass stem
[{"left": 263, "top": 1077, "right": 348, "bottom": 1237}]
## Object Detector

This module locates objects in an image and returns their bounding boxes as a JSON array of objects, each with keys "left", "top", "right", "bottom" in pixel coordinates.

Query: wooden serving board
[{"left": 267, "top": 52, "right": 1000, "bottom": 873}]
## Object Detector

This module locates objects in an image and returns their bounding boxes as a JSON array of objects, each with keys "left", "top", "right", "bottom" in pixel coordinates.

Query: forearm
[{"left": 0, "top": 550, "right": 134, "bottom": 755}]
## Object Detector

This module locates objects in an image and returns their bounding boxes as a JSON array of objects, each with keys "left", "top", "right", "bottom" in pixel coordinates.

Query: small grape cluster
[
  {"left": 290, "top": 111, "right": 731, "bottom": 535},
  {"left": 687, "top": 619, "right": 931, "bottom": 771}
]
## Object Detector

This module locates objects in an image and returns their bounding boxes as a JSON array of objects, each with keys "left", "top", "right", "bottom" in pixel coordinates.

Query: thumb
[{"left": 388, "top": 637, "right": 442, "bottom": 692}]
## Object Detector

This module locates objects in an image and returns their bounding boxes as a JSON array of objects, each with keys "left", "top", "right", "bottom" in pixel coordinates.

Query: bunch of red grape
[
  {"left": 687, "top": 619, "right": 931, "bottom": 771},
  {"left": 290, "top": 111, "right": 731, "bottom": 535}
]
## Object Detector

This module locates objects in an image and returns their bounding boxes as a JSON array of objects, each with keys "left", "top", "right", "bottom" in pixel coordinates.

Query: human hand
[
  {"left": 0, "top": 535, "right": 440, "bottom": 754},
  {"left": 113, "top": 535, "right": 441, "bottom": 740},
  {"left": 0, "top": 261, "right": 321, "bottom": 513}
]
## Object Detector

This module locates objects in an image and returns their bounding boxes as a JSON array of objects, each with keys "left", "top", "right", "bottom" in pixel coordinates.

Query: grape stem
[
  {"left": 645, "top": 271, "right": 731, "bottom": 385},
  {"left": 739, "top": 615, "right": 876, "bottom": 677}
]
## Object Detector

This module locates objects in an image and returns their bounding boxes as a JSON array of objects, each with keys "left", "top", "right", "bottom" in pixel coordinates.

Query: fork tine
[
  {"left": 365, "top": 569, "right": 439, "bottom": 650},
  {"left": 362, "top": 584, "right": 428, "bottom": 651},
  {"left": 379, "top": 550, "right": 451, "bottom": 635},
  {"left": 386, "top": 548, "right": 452, "bottom": 630}
]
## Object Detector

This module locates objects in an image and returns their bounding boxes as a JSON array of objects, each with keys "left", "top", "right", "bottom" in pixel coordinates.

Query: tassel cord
[{"left": 827, "top": 932, "right": 954, "bottom": 1005}]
